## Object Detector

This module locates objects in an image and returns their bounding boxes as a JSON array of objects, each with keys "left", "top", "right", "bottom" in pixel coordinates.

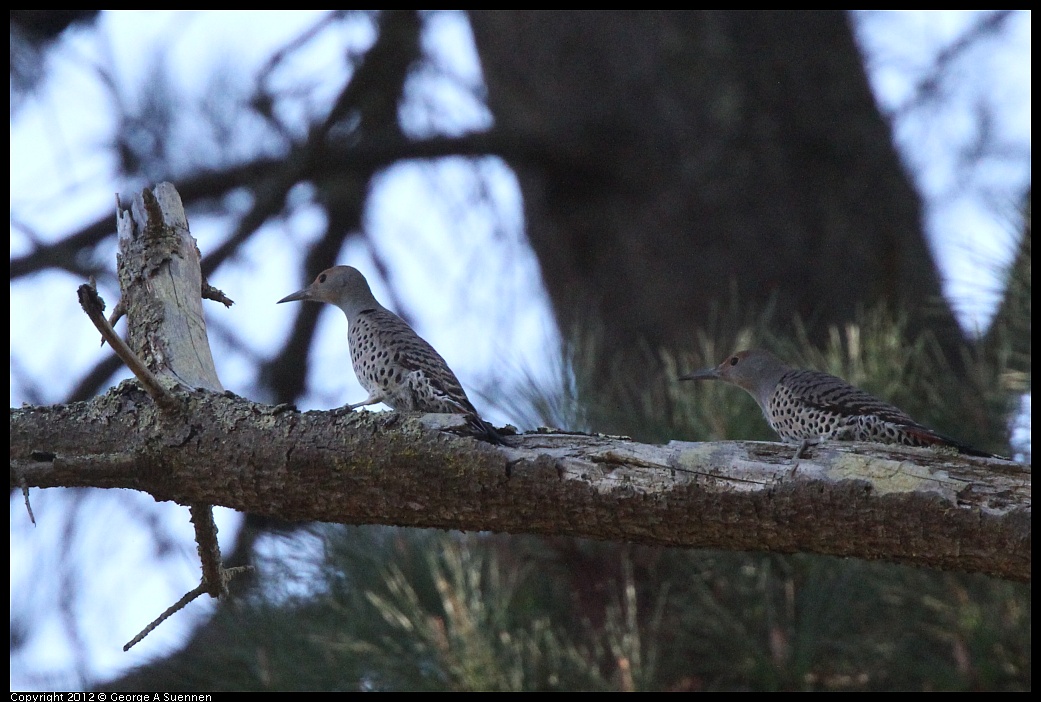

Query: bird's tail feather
[{"left": 904, "top": 425, "right": 1003, "bottom": 459}]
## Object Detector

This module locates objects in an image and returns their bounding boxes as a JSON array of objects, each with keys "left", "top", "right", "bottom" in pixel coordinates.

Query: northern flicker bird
[
  {"left": 680, "top": 349, "right": 998, "bottom": 458},
  {"left": 278, "top": 266, "right": 504, "bottom": 444}
]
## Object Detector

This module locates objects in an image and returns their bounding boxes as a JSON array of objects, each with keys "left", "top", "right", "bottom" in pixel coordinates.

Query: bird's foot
[
  {"left": 346, "top": 394, "right": 385, "bottom": 411},
  {"left": 788, "top": 439, "right": 817, "bottom": 477}
]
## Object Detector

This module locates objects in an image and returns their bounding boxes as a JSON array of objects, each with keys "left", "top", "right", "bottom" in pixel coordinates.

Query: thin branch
[
  {"left": 122, "top": 564, "right": 253, "bottom": 652},
  {"left": 201, "top": 280, "right": 234, "bottom": 307},
  {"left": 19, "top": 476, "right": 36, "bottom": 525},
  {"left": 190, "top": 504, "right": 227, "bottom": 598},
  {"left": 123, "top": 583, "right": 208, "bottom": 652},
  {"left": 76, "top": 282, "right": 180, "bottom": 413}
]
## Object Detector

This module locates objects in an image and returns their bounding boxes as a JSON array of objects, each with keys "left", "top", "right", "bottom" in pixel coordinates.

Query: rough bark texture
[
  {"left": 116, "top": 183, "right": 224, "bottom": 392},
  {"left": 11, "top": 382, "right": 1030, "bottom": 581},
  {"left": 468, "top": 10, "right": 966, "bottom": 377}
]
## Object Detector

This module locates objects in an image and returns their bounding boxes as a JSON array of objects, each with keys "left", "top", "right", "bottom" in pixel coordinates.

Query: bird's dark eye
[
  {"left": 318, "top": 274, "right": 327, "bottom": 283},
  {"left": 729, "top": 356, "right": 739, "bottom": 366}
]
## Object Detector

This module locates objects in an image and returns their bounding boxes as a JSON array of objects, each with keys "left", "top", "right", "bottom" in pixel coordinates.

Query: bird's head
[
  {"left": 278, "top": 265, "right": 378, "bottom": 318},
  {"left": 680, "top": 349, "right": 791, "bottom": 405}
]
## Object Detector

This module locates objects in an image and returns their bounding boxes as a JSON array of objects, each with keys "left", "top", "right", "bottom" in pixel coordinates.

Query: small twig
[
  {"left": 76, "top": 282, "right": 180, "bottom": 413},
  {"left": 104, "top": 298, "right": 126, "bottom": 345},
  {"left": 20, "top": 477, "right": 36, "bottom": 526},
  {"left": 190, "top": 503, "right": 226, "bottom": 597},
  {"left": 123, "top": 583, "right": 209, "bottom": 651},
  {"left": 223, "top": 565, "right": 254, "bottom": 589},
  {"left": 122, "top": 565, "right": 254, "bottom": 651},
  {"left": 202, "top": 280, "right": 234, "bottom": 307}
]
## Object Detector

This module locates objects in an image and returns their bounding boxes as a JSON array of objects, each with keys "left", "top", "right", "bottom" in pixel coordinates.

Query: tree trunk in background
[{"left": 469, "top": 11, "right": 966, "bottom": 384}]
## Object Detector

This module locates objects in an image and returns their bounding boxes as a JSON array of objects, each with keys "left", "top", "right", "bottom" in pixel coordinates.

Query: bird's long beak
[
  {"left": 678, "top": 367, "right": 720, "bottom": 382},
  {"left": 277, "top": 287, "right": 313, "bottom": 304}
]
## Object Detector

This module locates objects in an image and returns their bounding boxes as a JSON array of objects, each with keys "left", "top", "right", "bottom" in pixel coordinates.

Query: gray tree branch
[{"left": 10, "top": 389, "right": 1030, "bottom": 581}]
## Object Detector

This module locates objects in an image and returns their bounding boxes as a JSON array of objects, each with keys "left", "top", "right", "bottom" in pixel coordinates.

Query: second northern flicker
[
  {"left": 278, "top": 266, "right": 504, "bottom": 444},
  {"left": 680, "top": 349, "right": 998, "bottom": 458}
]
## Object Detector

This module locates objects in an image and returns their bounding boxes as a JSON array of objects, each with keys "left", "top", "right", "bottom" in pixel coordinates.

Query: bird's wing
[
  {"left": 785, "top": 369, "right": 997, "bottom": 457},
  {"left": 784, "top": 369, "right": 920, "bottom": 426},
  {"left": 364, "top": 308, "right": 481, "bottom": 416}
]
